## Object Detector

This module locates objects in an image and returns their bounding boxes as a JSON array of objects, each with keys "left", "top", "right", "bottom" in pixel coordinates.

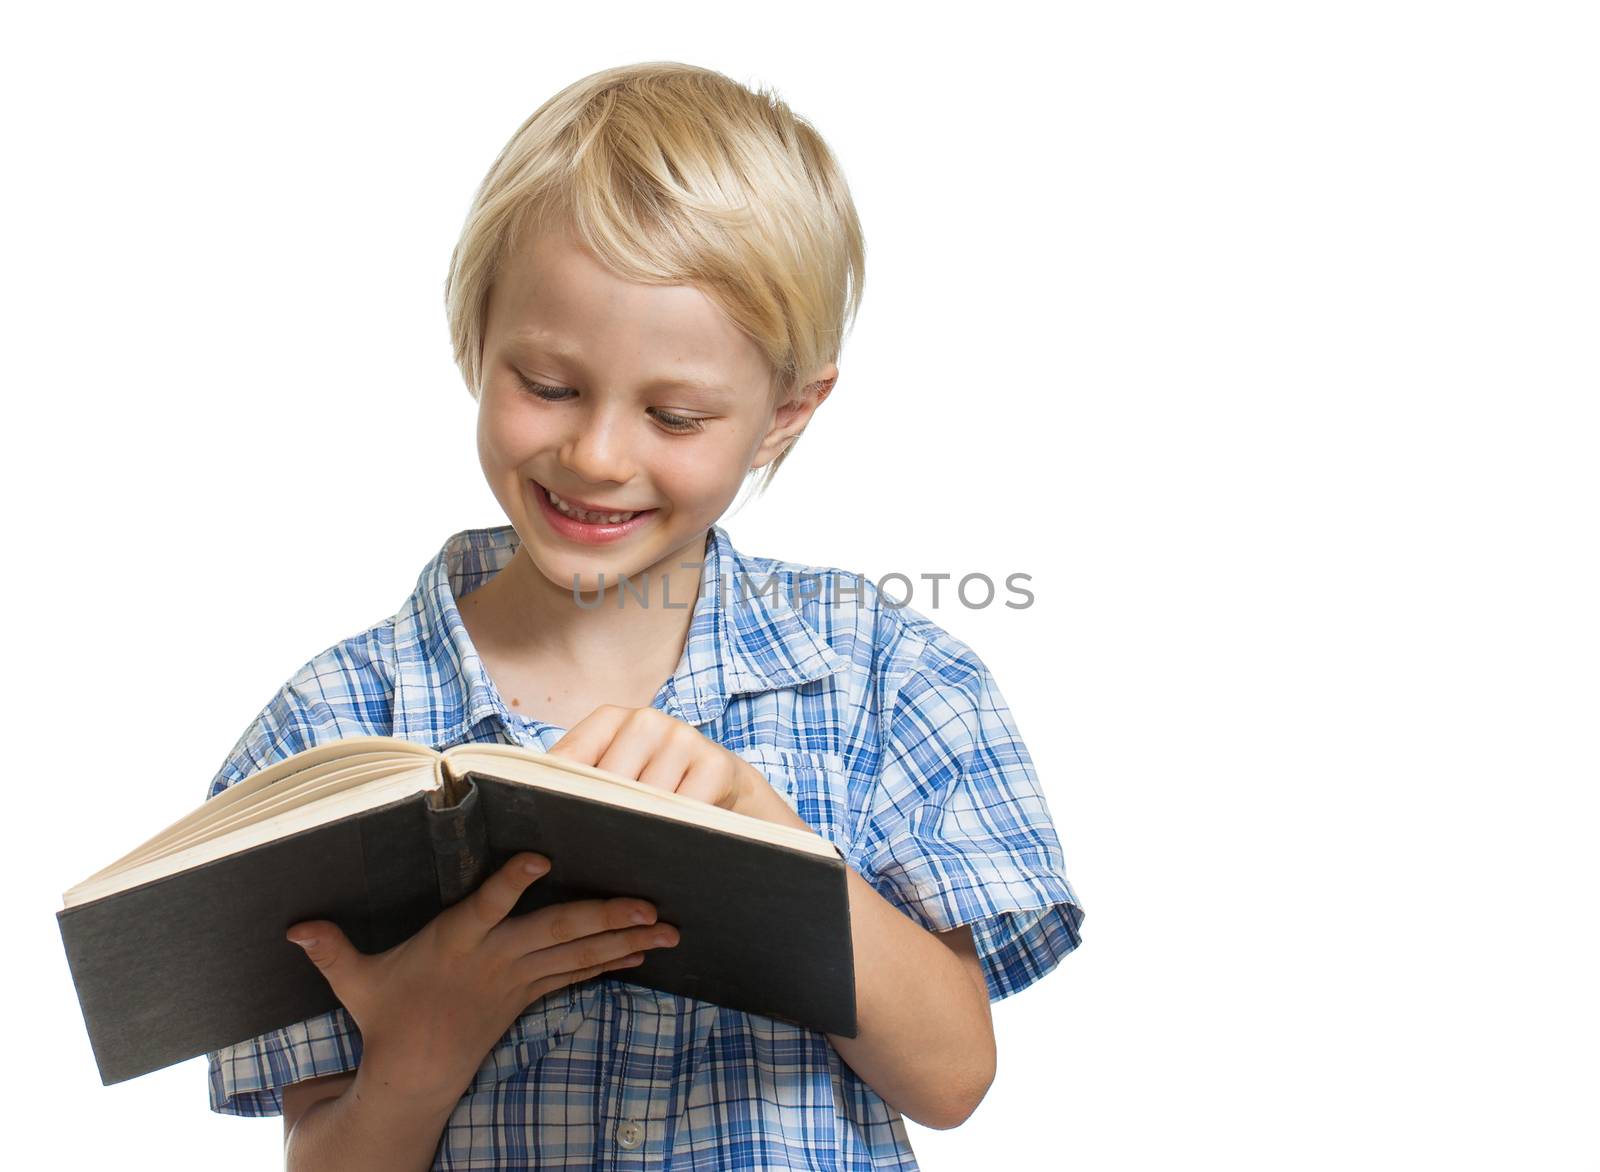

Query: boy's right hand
[{"left": 283, "top": 852, "right": 679, "bottom": 1105}]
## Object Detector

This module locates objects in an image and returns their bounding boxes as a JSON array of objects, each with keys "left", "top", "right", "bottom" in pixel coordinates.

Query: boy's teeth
[{"left": 548, "top": 489, "right": 638, "bottom": 524}]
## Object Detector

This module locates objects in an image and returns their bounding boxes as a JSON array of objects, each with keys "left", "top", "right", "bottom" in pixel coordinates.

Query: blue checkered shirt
[{"left": 204, "top": 523, "right": 1085, "bottom": 1169}]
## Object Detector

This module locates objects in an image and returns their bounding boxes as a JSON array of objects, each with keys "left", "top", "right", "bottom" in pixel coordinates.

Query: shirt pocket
[
  {"left": 731, "top": 745, "right": 853, "bottom": 855},
  {"left": 464, "top": 986, "right": 582, "bottom": 1093}
]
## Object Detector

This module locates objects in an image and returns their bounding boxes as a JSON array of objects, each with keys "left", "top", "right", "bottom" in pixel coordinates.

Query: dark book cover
[{"left": 58, "top": 771, "right": 856, "bottom": 1086}]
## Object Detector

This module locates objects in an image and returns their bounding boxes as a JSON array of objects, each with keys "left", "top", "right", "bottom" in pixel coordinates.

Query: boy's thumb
[{"left": 285, "top": 921, "right": 352, "bottom": 977}]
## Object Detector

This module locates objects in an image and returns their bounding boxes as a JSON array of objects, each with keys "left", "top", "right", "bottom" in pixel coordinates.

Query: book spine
[{"left": 426, "top": 777, "right": 490, "bottom": 908}]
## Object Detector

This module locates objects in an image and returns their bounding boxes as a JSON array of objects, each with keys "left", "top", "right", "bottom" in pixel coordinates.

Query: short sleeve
[
  {"left": 202, "top": 666, "right": 367, "bottom": 1117},
  {"left": 208, "top": 1007, "right": 364, "bottom": 1117},
  {"left": 203, "top": 658, "right": 343, "bottom": 801},
  {"left": 851, "top": 631, "right": 1085, "bottom": 1003}
]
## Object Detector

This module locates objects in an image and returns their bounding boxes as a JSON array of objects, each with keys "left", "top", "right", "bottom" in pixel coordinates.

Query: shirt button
[{"left": 616, "top": 1120, "right": 644, "bottom": 1150}]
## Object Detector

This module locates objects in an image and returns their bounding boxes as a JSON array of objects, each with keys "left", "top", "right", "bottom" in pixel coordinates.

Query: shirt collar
[{"left": 391, "top": 523, "right": 848, "bottom": 748}]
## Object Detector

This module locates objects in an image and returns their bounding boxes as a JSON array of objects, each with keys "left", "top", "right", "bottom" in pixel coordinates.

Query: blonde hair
[{"left": 444, "top": 62, "right": 866, "bottom": 495}]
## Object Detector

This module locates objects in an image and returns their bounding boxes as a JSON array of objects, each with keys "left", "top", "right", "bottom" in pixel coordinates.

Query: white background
[{"left": 4, "top": 2, "right": 1596, "bottom": 1168}]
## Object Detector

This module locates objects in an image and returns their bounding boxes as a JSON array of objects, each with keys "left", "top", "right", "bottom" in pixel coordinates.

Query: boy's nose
[{"left": 559, "top": 420, "right": 636, "bottom": 487}]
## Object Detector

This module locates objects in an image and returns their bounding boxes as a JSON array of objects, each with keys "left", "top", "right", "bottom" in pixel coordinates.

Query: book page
[
  {"left": 103, "top": 756, "right": 430, "bottom": 873},
  {"left": 62, "top": 737, "right": 441, "bottom": 905},
  {"left": 61, "top": 762, "right": 442, "bottom": 909},
  {"left": 441, "top": 744, "right": 834, "bottom": 858}
]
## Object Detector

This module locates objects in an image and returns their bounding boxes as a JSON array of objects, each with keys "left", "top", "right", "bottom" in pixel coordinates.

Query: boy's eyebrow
[{"left": 507, "top": 333, "right": 735, "bottom": 400}]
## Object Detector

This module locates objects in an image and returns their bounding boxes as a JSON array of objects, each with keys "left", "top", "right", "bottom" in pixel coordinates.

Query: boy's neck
[{"left": 459, "top": 528, "right": 708, "bottom": 685}]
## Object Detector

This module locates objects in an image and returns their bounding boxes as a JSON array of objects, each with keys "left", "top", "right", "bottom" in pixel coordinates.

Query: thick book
[{"left": 57, "top": 736, "right": 857, "bottom": 1086}]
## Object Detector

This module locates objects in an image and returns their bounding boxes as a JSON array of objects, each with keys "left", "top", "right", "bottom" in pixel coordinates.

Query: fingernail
[
  {"left": 630, "top": 907, "right": 653, "bottom": 925},
  {"left": 287, "top": 935, "right": 317, "bottom": 949},
  {"left": 524, "top": 859, "right": 549, "bottom": 876}
]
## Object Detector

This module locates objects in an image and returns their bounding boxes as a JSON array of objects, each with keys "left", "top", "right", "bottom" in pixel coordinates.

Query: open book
[{"left": 57, "top": 737, "right": 857, "bottom": 1086}]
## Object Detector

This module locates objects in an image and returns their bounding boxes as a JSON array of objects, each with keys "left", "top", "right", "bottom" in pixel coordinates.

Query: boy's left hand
[{"left": 545, "top": 705, "right": 768, "bottom": 820}]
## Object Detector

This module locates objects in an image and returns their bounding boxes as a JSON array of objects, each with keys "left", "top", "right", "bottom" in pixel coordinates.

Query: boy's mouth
[{"left": 534, "top": 481, "right": 657, "bottom": 526}]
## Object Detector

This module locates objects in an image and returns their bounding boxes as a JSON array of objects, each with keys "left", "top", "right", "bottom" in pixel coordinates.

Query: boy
[{"left": 205, "top": 61, "right": 1085, "bottom": 1170}]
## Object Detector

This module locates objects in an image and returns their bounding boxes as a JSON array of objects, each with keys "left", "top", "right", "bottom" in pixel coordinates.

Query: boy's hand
[
  {"left": 546, "top": 705, "right": 768, "bottom": 819},
  {"left": 283, "top": 852, "right": 680, "bottom": 1106}
]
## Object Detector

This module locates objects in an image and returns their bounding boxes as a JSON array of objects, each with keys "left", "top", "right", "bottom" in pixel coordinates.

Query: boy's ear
[{"left": 752, "top": 364, "right": 838, "bottom": 470}]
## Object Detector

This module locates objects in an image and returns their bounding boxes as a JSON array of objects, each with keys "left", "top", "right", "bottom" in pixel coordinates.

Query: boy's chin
[{"left": 519, "top": 520, "right": 718, "bottom": 585}]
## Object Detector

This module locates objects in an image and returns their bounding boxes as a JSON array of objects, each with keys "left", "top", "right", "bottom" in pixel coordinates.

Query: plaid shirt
[{"left": 205, "top": 523, "right": 1085, "bottom": 1170}]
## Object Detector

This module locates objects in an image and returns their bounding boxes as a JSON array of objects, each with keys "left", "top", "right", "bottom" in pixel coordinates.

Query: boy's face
[{"left": 476, "top": 225, "right": 831, "bottom": 598}]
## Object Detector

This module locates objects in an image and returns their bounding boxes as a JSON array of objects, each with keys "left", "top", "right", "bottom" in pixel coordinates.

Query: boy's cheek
[{"left": 478, "top": 411, "right": 550, "bottom": 476}]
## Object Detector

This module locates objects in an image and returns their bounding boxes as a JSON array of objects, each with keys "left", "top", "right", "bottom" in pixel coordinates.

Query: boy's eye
[
  {"left": 650, "top": 408, "right": 706, "bottom": 434},
  {"left": 516, "top": 375, "right": 707, "bottom": 434},
  {"left": 519, "top": 377, "right": 575, "bottom": 403}
]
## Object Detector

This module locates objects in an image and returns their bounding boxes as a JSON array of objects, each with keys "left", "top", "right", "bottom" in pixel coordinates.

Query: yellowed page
[
  {"left": 69, "top": 737, "right": 438, "bottom": 888},
  {"left": 441, "top": 744, "right": 831, "bottom": 857}
]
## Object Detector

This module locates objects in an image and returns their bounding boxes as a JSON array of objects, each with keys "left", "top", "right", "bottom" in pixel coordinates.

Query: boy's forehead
[
  {"left": 485, "top": 239, "right": 771, "bottom": 390},
  {"left": 491, "top": 233, "right": 715, "bottom": 328}
]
